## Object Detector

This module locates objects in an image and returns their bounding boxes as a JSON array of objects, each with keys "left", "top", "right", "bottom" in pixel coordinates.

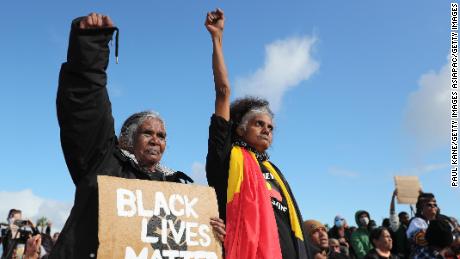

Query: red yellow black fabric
[{"left": 224, "top": 146, "right": 304, "bottom": 259}]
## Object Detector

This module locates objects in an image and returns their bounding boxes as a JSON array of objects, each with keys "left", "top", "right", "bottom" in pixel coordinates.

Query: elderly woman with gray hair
[
  {"left": 50, "top": 12, "right": 225, "bottom": 259},
  {"left": 205, "top": 8, "right": 309, "bottom": 259}
]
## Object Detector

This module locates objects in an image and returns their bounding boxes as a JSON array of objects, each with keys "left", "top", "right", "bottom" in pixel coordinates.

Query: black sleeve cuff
[{"left": 66, "top": 17, "right": 117, "bottom": 70}]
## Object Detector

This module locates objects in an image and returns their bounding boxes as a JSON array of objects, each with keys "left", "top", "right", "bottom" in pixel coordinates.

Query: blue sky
[{"left": 1, "top": 1, "right": 457, "bottom": 230}]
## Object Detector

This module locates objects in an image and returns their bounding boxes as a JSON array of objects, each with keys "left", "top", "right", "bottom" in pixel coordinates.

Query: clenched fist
[
  {"left": 205, "top": 8, "right": 224, "bottom": 38},
  {"left": 80, "top": 12, "right": 114, "bottom": 29}
]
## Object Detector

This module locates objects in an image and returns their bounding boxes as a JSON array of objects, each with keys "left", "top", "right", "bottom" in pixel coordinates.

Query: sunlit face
[
  {"left": 133, "top": 118, "right": 166, "bottom": 170},
  {"left": 12, "top": 213, "right": 22, "bottom": 221},
  {"left": 375, "top": 229, "right": 393, "bottom": 251},
  {"left": 311, "top": 227, "right": 329, "bottom": 250},
  {"left": 238, "top": 113, "right": 273, "bottom": 152},
  {"left": 422, "top": 199, "right": 438, "bottom": 220}
]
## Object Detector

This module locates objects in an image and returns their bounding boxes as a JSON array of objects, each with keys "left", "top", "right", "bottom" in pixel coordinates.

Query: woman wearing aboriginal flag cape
[{"left": 204, "top": 8, "right": 311, "bottom": 259}]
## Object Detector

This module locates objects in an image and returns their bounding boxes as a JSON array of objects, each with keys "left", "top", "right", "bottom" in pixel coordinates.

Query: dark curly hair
[
  {"left": 415, "top": 192, "right": 438, "bottom": 218},
  {"left": 425, "top": 219, "right": 454, "bottom": 248},
  {"left": 369, "top": 227, "right": 390, "bottom": 247},
  {"left": 230, "top": 96, "right": 274, "bottom": 138}
]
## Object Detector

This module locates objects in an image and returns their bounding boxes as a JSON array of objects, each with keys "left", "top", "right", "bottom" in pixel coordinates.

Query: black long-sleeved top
[
  {"left": 50, "top": 18, "right": 188, "bottom": 259},
  {"left": 206, "top": 114, "right": 310, "bottom": 259}
]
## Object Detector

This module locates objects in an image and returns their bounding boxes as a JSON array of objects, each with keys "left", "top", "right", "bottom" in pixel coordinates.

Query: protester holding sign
[
  {"left": 406, "top": 192, "right": 440, "bottom": 258},
  {"left": 51, "top": 13, "right": 225, "bottom": 258},
  {"left": 388, "top": 190, "right": 410, "bottom": 259},
  {"left": 205, "top": 8, "right": 309, "bottom": 259}
]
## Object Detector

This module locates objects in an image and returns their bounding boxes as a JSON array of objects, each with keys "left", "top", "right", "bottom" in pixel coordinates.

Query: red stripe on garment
[{"left": 224, "top": 148, "right": 282, "bottom": 259}]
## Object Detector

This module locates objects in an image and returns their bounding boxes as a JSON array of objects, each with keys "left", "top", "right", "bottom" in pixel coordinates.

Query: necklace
[{"left": 233, "top": 140, "right": 270, "bottom": 161}]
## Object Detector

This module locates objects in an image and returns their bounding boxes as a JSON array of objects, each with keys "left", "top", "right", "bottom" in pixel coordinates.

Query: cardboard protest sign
[
  {"left": 394, "top": 176, "right": 421, "bottom": 204},
  {"left": 97, "top": 175, "right": 222, "bottom": 259}
]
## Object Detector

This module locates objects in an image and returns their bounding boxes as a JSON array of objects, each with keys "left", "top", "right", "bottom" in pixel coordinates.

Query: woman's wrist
[{"left": 212, "top": 34, "right": 223, "bottom": 45}]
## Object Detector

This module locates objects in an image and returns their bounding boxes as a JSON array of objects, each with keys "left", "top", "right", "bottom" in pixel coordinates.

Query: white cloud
[
  {"left": 328, "top": 166, "right": 359, "bottom": 178},
  {"left": 191, "top": 162, "right": 208, "bottom": 186},
  {"left": 403, "top": 62, "right": 450, "bottom": 151},
  {"left": 393, "top": 163, "right": 449, "bottom": 176},
  {"left": 235, "top": 36, "right": 319, "bottom": 111},
  {"left": 0, "top": 190, "right": 72, "bottom": 232}
]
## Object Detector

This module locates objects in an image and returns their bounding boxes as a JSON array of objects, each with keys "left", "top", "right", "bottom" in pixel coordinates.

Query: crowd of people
[
  {"left": 0, "top": 209, "right": 59, "bottom": 259},
  {"left": 2, "top": 190, "right": 459, "bottom": 259},
  {"left": 303, "top": 191, "right": 460, "bottom": 259},
  {"left": 1, "top": 8, "right": 459, "bottom": 259}
]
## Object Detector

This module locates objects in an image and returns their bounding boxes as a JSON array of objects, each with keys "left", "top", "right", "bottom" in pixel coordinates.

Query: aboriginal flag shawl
[{"left": 224, "top": 146, "right": 309, "bottom": 259}]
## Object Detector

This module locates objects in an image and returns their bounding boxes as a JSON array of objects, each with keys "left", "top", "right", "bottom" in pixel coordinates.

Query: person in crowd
[
  {"left": 368, "top": 220, "right": 378, "bottom": 232},
  {"left": 330, "top": 239, "right": 342, "bottom": 254},
  {"left": 1, "top": 209, "right": 38, "bottom": 259},
  {"left": 331, "top": 238, "right": 352, "bottom": 258},
  {"left": 351, "top": 210, "right": 373, "bottom": 259},
  {"left": 328, "top": 215, "right": 352, "bottom": 257},
  {"left": 38, "top": 234, "right": 54, "bottom": 258},
  {"left": 406, "top": 192, "right": 439, "bottom": 258},
  {"left": 414, "top": 219, "right": 454, "bottom": 259},
  {"left": 205, "top": 8, "right": 308, "bottom": 259},
  {"left": 329, "top": 242, "right": 352, "bottom": 259},
  {"left": 381, "top": 218, "right": 397, "bottom": 253},
  {"left": 451, "top": 235, "right": 460, "bottom": 259},
  {"left": 304, "top": 220, "right": 330, "bottom": 258},
  {"left": 44, "top": 222, "right": 51, "bottom": 237},
  {"left": 451, "top": 218, "right": 460, "bottom": 235},
  {"left": 23, "top": 234, "right": 42, "bottom": 259},
  {"left": 391, "top": 212, "right": 410, "bottom": 259},
  {"left": 389, "top": 190, "right": 402, "bottom": 232},
  {"left": 382, "top": 219, "right": 391, "bottom": 230},
  {"left": 450, "top": 218, "right": 460, "bottom": 258},
  {"left": 350, "top": 227, "right": 358, "bottom": 234},
  {"left": 50, "top": 12, "right": 225, "bottom": 259},
  {"left": 364, "top": 227, "right": 399, "bottom": 259},
  {"left": 1, "top": 209, "right": 54, "bottom": 259},
  {"left": 51, "top": 233, "right": 59, "bottom": 245},
  {"left": 2, "top": 209, "right": 23, "bottom": 257},
  {"left": 388, "top": 190, "right": 410, "bottom": 259},
  {"left": 304, "top": 220, "right": 349, "bottom": 259}
]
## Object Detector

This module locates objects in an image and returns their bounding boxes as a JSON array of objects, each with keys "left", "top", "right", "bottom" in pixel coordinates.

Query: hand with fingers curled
[
  {"left": 24, "top": 234, "right": 41, "bottom": 259},
  {"left": 205, "top": 8, "right": 225, "bottom": 39},
  {"left": 210, "top": 217, "right": 226, "bottom": 243},
  {"left": 79, "top": 12, "right": 114, "bottom": 29}
]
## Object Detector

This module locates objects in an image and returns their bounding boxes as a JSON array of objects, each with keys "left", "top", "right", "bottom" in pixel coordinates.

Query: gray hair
[
  {"left": 237, "top": 107, "right": 274, "bottom": 133},
  {"left": 118, "top": 110, "right": 165, "bottom": 151}
]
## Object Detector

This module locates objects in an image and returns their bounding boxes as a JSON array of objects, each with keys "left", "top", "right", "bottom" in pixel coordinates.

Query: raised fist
[
  {"left": 205, "top": 8, "right": 224, "bottom": 37},
  {"left": 79, "top": 12, "right": 114, "bottom": 29}
]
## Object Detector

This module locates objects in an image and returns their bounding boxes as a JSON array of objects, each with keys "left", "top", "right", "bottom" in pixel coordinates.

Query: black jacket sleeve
[
  {"left": 56, "top": 18, "right": 117, "bottom": 186},
  {"left": 206, "top": 114, "right": 233, "bottom": 220}
]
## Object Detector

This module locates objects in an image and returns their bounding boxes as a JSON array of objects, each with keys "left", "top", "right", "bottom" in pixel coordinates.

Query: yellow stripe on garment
[
  {"left": 263, "top": 161, "right": 304, "bottom": 241},
  {"left": 227, "top": 146, "right": 245, "bottom": 203}
]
